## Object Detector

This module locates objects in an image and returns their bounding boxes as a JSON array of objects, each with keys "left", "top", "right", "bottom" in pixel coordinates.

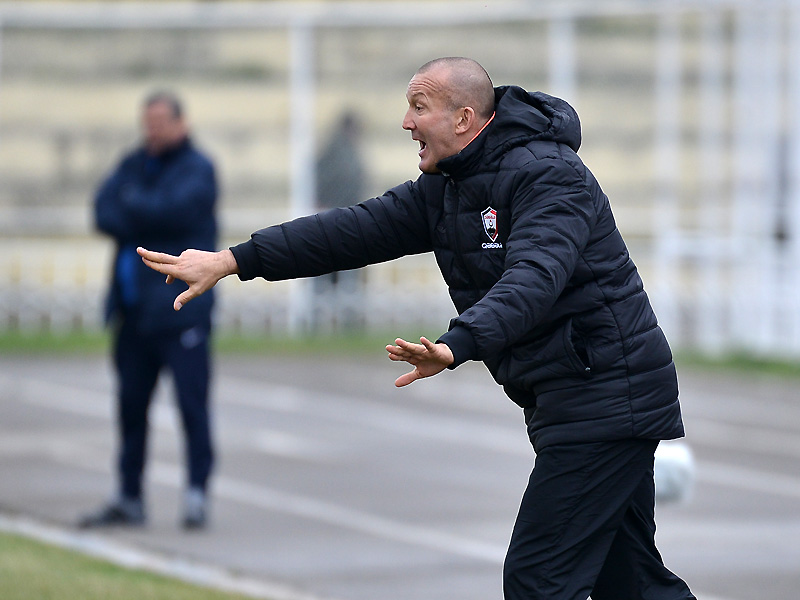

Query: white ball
[{"left": 654, "top": 440, "right": 695, "bottom": 504}]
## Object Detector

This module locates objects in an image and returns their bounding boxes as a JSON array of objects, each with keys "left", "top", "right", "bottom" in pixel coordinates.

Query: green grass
[
  {"left": 0, "top": 531, "right": 258, "bottom": 600},
  {"left": 0, "top": 328, "right": 428, "bottom": 357},
  {"left": 212, "top": 329, "right": 424, "bottom": 356},
  {"left": 674, "top": 350, "right": 800, "bottom": 378},
  {"left": 2, "top": 329, "right": 799, "bottom": 378},
  {"left": 0, "top": 329, "right": 111, "bottom": 355}
]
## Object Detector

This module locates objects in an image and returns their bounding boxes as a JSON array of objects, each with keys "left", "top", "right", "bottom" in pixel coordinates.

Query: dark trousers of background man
[
  {"left": 113, "top": 319, "right": 214, "bottom": 501},
  {"left": 503, "top": 438, "right": 696, "bottom": 600}
]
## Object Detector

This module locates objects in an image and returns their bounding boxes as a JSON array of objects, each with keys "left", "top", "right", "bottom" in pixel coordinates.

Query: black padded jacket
[{"left": 230, "top": 86, "right": 686, "bottom": 451}]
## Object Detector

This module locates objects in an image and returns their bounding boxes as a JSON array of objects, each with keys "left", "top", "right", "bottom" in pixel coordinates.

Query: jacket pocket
[
  {"left": 501, "top": 318, "right": 592, "bottom": 390},
  {"left": 569, "top": 321, "right": 594, "bottom": 374}
]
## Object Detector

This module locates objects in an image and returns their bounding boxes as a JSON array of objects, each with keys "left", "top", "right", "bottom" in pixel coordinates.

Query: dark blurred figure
[
  {"left": 312, "top": 111, "right": 367, "bottom": 331},
  {"left": 80, "top": 91, "right": 218, "bottom": 530}
]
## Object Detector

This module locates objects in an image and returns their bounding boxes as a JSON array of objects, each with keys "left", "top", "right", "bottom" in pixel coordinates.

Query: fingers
[
  {"left": 141, "top": 257, "right": 173, "bottom": 276},
  {"left": 419, "top": 336, "right": 435, "bottom": 350},
  {"left": 394, "top": 369, "right": 420, "bottom": 388},
  {"left": 385, "top": 344, "right": 403, "bottom": 361},
  {"left": 137, "top": 247, "right": 218, "bottom": 312},
  {"left": 173, "top": 287, "right": 199, "bottom": 312},
  {"left": 172, "top": 285, "right": 204, "bottom": 310},
  {"left": 387, "top": 334, "right": 454, "bottom": 389},
  {"left": 137, "top": 247, "right": 178, "bottom": 264},
  {"left": 386, "top": 349, "right": 414, "bottom": 364},
  {"left": 393, "top": 337, "right": 425, "bottom": 354},
  {"left": 386, "top": 339, "right": 423, "bottom": 365},
  {"left": 138, "top": 247, "right": 180, "bottom": 278}
]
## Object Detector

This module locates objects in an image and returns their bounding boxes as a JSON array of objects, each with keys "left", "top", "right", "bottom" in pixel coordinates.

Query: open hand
[
  {"left": 386, "top": 336, "right": 454, "bottom": 387},
  {"left": 137, "top": 247, "right": 238, "bottom": 311}
]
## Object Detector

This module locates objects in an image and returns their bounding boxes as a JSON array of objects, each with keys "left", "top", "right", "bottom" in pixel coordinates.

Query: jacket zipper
[{"left": 447, "top": 177, "right": 479, "bottom": 290}]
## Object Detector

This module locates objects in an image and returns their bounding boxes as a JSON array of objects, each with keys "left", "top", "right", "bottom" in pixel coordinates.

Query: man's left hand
[{"left": 386, "top": 336, "right": 454, "bottom": 387}]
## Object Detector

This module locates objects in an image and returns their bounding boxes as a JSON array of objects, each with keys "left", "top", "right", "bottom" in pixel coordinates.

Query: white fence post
[
  {"left": 652, "top": 12, "right": 682, "bottom": 345},
  {"left": 785, "top": 3, "right": 800, "bottom": 356},
  {"left": 731, "top": 4, "right": 783, "bottom": 353},
  {"left": 548, "top": 14, "right": 577, "bottom": 106},
  {"left": 696, "top": 9, "right": 726, "bottom": 355},
  {"left": 287, "top": 19, "right": 316, "bottom": 336}
]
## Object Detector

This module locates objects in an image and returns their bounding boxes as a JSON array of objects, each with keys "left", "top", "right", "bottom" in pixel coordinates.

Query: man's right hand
[{"left": 137, "top": 247, "right": 239, "bottom": 311}]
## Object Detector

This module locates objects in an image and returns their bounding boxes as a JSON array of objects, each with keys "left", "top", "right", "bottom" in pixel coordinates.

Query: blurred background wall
[{"left": 1, "top": 0, "right": 799, "bottom": 358}]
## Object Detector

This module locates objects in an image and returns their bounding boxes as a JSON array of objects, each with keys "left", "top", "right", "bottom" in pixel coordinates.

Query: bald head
[
  {"left": 416, "top": 57, "right": 495, "bottom": 120},
  {"left": 403, "top": 57, "right": 496, "bottom": 173}
]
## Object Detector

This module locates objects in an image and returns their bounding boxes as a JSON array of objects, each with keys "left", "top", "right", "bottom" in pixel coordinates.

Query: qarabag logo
[
  {"left": 481, "top": 207, "right": 498, "bottom": 241},
  {"left": 481, "top": 207, "right": 502, "bottom": 249}
]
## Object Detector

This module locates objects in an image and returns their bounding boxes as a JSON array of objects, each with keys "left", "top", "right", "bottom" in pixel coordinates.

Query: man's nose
[{"left": 402, "top": 111, "right": 414, "bottom": 131}]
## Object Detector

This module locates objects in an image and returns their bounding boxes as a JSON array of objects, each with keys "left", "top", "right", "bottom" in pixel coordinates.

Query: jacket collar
[
  {"left": 436, "top": 118, "right": 493, "bottom": 178},
  {"left": 436, "top": 86, "right": 581, "bottom": 179}
]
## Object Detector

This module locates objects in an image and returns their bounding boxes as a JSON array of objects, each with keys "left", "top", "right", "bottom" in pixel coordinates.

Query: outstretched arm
[
  {"left": 386, "top": 337, "right": 454, "bottom": 387},
  {"left": 137, "top": 246, "right": 239, "bottom": 311}
]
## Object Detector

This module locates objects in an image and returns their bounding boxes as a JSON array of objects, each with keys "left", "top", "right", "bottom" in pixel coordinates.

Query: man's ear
[{"left": 455, "top": 106, "right": 476, "bottom": 135}]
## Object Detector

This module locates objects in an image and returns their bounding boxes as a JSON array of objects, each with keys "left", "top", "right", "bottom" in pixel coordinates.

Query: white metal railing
[
  {"left": 0, "top": 238, "right": 455, "bottom": 336},
  {"left": 1, "top": 1, "right": 799, "bottom": 357}
]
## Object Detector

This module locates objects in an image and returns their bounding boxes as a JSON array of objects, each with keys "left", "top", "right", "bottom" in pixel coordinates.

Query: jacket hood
[
  {"left": 487, "top": 86, "right": 581, "bottom": 156},
  {"left": 439, "top": 86, "right": 581, "bottom": 176}
]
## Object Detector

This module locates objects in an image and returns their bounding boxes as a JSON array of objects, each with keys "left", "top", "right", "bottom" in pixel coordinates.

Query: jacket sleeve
[
  {"left": 441, "top": 155, "right": 597, "bottom": 364},
  {"left": 231, "top": 180, "right": 433, "bottom": 281}
]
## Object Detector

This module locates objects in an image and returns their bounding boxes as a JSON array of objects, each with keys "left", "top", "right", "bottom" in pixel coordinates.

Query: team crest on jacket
[{"left": 481, "top": 207, "right": 500, "bottom": 244}]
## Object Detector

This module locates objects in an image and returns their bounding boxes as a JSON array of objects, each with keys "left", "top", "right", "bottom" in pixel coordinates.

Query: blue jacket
[
  {"left": 230, "top": 87, "right": 685, "bottom": 451},
  {"left": 95, "top": 137, "right": 217, "bottom": 335}
]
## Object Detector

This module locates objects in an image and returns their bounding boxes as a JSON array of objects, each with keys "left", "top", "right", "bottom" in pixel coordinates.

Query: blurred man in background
[
  {"left": 312, "top": 111, "right": 368, "bottom": 331},
  {"left": 80, "top": 91, "right": 218, "bottom": 530}
]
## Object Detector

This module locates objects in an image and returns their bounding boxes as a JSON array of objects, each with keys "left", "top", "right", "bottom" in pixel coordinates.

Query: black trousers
[
  {"left": 113, "top": 320, "right": 213, "bottom": 500},
  {"left": 503, "top": 439, "right": 695, "bottom": 600}
]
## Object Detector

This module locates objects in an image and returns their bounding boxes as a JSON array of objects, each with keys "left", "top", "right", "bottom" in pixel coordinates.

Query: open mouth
[{"left": 418, "top": 140, "right": 427, "bottom": 155}]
